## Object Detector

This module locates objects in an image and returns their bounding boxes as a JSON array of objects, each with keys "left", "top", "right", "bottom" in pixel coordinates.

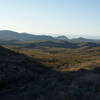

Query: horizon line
[{"left": 0, "top": 29, "right": 100, "bottom": 39}]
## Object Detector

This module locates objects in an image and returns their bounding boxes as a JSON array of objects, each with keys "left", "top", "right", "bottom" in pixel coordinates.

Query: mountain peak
[{"left": 56, "top": 35, "right": 69, "bottom": 40}]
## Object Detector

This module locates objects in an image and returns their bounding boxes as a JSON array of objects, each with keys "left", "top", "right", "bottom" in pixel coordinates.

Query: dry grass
[{"left": 9, "top": 47, "right": 100, "bottom": 72}]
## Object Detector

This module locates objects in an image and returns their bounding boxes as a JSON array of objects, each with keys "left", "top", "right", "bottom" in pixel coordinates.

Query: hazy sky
[{"left": 0, "top": 0, "right": 99, "bottom": 38}]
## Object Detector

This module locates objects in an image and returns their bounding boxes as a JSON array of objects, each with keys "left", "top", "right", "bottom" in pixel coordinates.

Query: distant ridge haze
[{"left": 0, "top": 30, "right": 99, "bottom": 41}]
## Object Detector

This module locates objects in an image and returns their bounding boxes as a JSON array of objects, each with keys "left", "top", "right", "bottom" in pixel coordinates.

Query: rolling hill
[
  {"left": 0, "top": 30, "right": 56, "bottom": 41},
  {"left": 0, "top": 30, "right": 100, "bottom": 43},
  {"left": 0, "top": 46, "right": 100, "bottom": 100},
  {"left": 1, "top": 39, "right": 100, "bottom": 49}
]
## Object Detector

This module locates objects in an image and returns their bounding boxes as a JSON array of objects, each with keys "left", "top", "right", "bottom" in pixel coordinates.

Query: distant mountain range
[
  {"left": 0, "top": 30, "right": 100, "bottom": 49},
  {"left": 0, "top": 30, "right": 55, "bottom": 41},
  {"left": 0, "top": 30, "right": 99, "bottom": 42}
]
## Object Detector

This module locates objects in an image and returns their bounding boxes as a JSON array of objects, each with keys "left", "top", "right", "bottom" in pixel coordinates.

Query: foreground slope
[{"left": 0, "top": 46, "right": 100, "bottom": 100}]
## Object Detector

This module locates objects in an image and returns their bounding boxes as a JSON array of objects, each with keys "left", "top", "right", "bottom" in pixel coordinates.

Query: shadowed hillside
[
  {"left": 78, "top": 42, "right": 100, "bottom": 49},
  {"left": 0, "top": 46, "right": 100, "bottom": 100},
  {"left": 26, "top": 40, "right": 79, "bottom": 48},
  {"left": 1, "top": 39, "right": 100, "bottom": 49}
]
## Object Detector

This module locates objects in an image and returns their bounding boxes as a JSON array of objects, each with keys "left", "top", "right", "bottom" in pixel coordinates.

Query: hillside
[
  {"left": 0, "top": 30, "right": 56, "bottom": 41},
  {"left": 1, "top": 46, "right": 100, "bottom": 100},
  {"left": 1, "top": 39, "right": 100, "bottom": 50},
  {"left": 0, "top": 46, "right": 53, "bottom": 99},
  {"left": 0, "top": 30, "right": 100, "bottom": 43},
  {"left": 56, "top": 35, "right": 69, "bottom": 41},
  {"left": 26, "top": 40, "right": 79, "bottom": 48}
]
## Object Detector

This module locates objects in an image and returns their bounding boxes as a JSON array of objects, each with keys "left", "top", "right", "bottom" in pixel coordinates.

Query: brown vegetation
[{"left": 0, "top": 46, "right": 100, "bottom": 100}]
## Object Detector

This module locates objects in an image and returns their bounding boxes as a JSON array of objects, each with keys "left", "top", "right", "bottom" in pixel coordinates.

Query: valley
[{"left": 0, "top": 30, "right": 100, "bottom": 100}]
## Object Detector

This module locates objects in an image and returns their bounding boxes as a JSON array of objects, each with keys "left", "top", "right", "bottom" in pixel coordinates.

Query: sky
[{"left": 0, "top": 0, "right": 99, "bottom": 38}]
